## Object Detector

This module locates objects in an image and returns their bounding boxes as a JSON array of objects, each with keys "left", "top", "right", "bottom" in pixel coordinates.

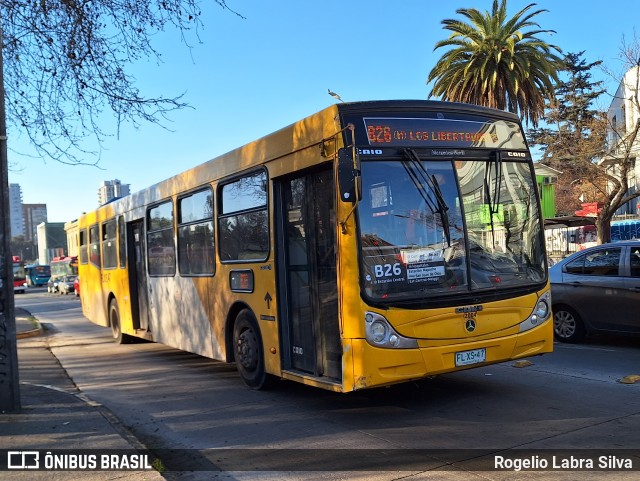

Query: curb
[
  {"left": 17, "top": 325, "right": 43, "bottom": 340},
  {"left": 18, "top": 382, "right": 162, "bottom": 468},
  {"left": 16, "top": 307, "right": 43, "bottom": 340},
  {"left": 16, "top": 315, "right": 43, "bottom": 340}
]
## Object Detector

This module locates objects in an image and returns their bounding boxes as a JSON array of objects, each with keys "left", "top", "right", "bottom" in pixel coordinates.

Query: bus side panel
[
  {"left": 146, "top": 276, "right": 217, "bottom": 359},
  {"left": 108, "top": 268, "right": 136, "bottom": 337},
  {"left": 211, "top": 261, "right": 280, "bottom": 375},
  {"left": 80, "top": 264, "right": 108, "bottom": 328}
]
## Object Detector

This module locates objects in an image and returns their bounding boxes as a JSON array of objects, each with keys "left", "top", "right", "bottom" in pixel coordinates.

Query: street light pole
[{"left": 0, "top": 21, "right": 21, "bottom": 413}]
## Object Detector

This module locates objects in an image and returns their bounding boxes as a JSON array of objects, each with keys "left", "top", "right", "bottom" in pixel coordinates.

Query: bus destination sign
[{"left": 363, "top": 117, "right": 526, "bottom": 149}]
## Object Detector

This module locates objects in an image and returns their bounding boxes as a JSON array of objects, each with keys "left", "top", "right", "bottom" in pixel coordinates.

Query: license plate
[{"left": 455, "top": 348, "right": 486, "bottom": 367}]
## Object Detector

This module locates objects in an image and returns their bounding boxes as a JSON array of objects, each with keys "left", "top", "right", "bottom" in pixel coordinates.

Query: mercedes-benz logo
[{"left": 465, "top": 319, "right": 476, "bottom": 332}]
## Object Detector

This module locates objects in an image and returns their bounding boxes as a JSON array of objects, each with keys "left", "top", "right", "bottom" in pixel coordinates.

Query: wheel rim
[
  {"left": 236, "top": 327, "right": 258, "bottom": 372},
  {"left": 554, "top": 310, "right": 576, "bottom": 339}
]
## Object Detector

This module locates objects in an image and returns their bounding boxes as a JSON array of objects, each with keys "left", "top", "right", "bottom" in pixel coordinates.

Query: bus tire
[
  {"left": 109, "top": 299, "right": 132, "bottom": 344},
  {"left": 233, "top": 309, "right": 272, "bottom": 390}
]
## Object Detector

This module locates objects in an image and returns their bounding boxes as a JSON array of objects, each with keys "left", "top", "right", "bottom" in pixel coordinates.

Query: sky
[{"left": 7, "top": 0, "right": 640, "bottom": 223}]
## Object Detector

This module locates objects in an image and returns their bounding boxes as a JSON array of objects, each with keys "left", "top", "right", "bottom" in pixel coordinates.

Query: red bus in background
[{"left": 12, "top": 256, "right": 27, "bottom": 294}]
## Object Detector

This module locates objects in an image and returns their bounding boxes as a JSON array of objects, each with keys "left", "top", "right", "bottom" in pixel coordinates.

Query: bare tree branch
[
  {"left": 530, "top": 45, "right": 640, "bottom": 244},
  {"left": 0, "top": 1, "right": 243, "bottom": 164}
]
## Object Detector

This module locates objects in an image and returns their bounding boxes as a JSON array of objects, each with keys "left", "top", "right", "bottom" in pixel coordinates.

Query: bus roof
[
  {"left": 79, "top": 100, "right": 522, "bottom": 224},
  {"left": 51, "top": 256, "right": 77, "bottom": 263}
]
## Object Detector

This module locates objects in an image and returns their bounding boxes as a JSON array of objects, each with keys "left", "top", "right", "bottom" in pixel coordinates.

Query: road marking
[
  {"left": 618, "top": 374, "right": 640, "bottom": 384},
  {"left": 554, "top": 343, "right": 617, "bottom": 352}
]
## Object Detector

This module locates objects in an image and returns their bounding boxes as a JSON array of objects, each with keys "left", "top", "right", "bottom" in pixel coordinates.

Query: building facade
[
  {"left": 98, "top": 179, "right": 130, "bottom": 205},
  {"left": 8, "top": 183, "right": 24, "bottom": 238},
  {"left": 37, "top": 222, "right": 68, "bottom": 265},
  {"left": 22, "top": 204, "right": 48, "bottom": 243},
  {"left": 64, "top": 220, "right": 79, "bottom": 258},
  {"left": 534, "top": 163, "right": 560, "bottom": 219},
  {"left": 606, "top": 66, "right": 640, "bottom": 216}
]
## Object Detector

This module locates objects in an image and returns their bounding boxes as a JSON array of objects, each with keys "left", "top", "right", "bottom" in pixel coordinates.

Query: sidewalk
[{"left": 0, "top": 309, "right": 165, "bottom": 480}]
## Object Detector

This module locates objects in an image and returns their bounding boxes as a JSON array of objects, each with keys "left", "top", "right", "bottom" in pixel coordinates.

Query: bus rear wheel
[
  {"left": 109, "top": 299, "right": 132, "bottom": 344},
  {"left": 233, "top": 310, "right": 271, "bottom": 389}
]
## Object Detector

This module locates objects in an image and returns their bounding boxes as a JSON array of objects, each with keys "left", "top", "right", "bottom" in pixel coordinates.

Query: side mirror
[{"left": 337, "top": 148, "right": 361, "bottom": 203}]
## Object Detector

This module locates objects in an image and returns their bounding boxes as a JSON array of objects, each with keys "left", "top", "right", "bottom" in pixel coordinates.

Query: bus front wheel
[
  {"left": 233, "top": 310, "right": 271, "bottom": 389},
  {"left": 109, "top": 299, "right": 132, "bottom": 344}
]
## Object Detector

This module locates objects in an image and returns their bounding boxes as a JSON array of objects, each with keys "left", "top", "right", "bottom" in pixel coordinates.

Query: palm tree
[{"left": 427, "top": 0, "right": 563, "bottom": 126}]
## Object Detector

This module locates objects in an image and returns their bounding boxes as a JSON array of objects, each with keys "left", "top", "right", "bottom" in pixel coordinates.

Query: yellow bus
[{"left": 78, "top": 100, "right": 553, "bottom": 392}]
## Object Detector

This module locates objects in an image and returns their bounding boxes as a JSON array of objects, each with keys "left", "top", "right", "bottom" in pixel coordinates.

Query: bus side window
[
  {"left": 118, "top": 216, "right": 126, "bottom": 268},
  {"left": 218, "top": 171, "right": 269, "bottom": 262},
  {"left": 79, "top": 229, "right": 88, "bottom": 264},
  {"left": 178, "top": 187, "right": 215, "bottom": 276},
  {"left": 102, "top": 220, "right": 117, "bottom": 269},
  {"left": 89, "top": 225, "right": 101, "bottom": 267},
  {"left": 147, "top": 200, "right": 176, "bottom": 276}
]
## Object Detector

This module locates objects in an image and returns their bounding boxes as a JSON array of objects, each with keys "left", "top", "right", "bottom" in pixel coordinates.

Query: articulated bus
[{"left": 78, "top": 100, "right": 552, "bottom": 392}]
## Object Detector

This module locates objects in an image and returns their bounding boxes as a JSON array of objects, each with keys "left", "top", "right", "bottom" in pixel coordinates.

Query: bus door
[
  {"left": 127, "top": 220, "right": 149, "bottom": 332},
  {"left": 276, "top": 167, "right": 341, "bottom": 382}
]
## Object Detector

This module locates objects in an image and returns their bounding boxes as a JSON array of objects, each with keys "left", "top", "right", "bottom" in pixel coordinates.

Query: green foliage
[
  {"left": 10, "top": 235, "right": 37, "bottom": 263},
  {"left": 528, "top": 51, "right": 606, "bottom": 163},
  {"left": 427, "top": 0, "right": 563, "bottom": 126},
  {"left": 528, "top": 52, "right": 608, "bottom": 217}
]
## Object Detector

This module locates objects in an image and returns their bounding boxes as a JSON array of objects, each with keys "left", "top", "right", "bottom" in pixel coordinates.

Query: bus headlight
[
  {"left": 534, "top": 299, "right": 549, "bottom": 319},
  {"left": 365, "top": 312, "right": 418, "bottom": 349},
  {"left": 370, "top": 320, "right": 387, "bottom": 343},
  {"left": 519, "top": 292, "right": 551, "bottom": 332}
]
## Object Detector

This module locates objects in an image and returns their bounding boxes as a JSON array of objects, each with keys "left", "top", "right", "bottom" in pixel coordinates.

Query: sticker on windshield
[
  {"left": 401, "top": 248, "right": 445, "bottom": 283},
  {"left": 367, "top": 262, "right": 406, "bottom": 285}
]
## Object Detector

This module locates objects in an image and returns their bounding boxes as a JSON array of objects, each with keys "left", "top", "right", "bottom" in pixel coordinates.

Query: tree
[
  {"left": 0, "top": 0, "right": 240, "bottom": 413},
  {"left": 530, "top": 46, "right": 640, "bottom": 244},
  {"left": 1, "top": 0, "right": 242, "bottom": 164},
  {"left": 10, "top": 235, "right": 36, "bottom": 263},
  {"left": 427, "top": 0, "right": 563, "bottom": 126},
  {"left": 596, "top": 39, "right": 640, "bottom": 243},
  {"left": 528, "top": 52, "right": 608, "bottom": 217}
]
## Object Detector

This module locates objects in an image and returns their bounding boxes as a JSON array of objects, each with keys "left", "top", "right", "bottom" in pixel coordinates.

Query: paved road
[{"left": 16, "top": 290, "right": 640, "bottom": 480}]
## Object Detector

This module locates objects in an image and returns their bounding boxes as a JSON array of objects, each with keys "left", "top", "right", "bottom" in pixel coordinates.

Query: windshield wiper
[
  {"left": 484, "top": 151, "right": 503, "bottom": 245},
  {"left": 401, "top": 148, "right": 451, "bottom": 246}
]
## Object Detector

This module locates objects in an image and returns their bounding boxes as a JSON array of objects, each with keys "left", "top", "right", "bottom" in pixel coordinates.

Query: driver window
[
  {"left": 630, "top": 247, "right": 640, "bottom": 277},
  {"left": 567, "top": 248, "right": 621, "bottom": 276}
]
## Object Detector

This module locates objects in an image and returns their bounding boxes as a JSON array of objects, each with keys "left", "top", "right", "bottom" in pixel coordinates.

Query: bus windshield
[
  {"left": 358, "top": 154, "right": 546, "bottom": 303},
  {"left": 50, "top": 257, "right": 78, "bottom": 279}
]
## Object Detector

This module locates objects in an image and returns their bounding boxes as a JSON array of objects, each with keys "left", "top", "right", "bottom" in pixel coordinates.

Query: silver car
[
  {"left": 58, "top": 275, "right": 78, "bottom": 295},
  {"left": 549, "top": 240, "right": 640, "bottom": 342}
]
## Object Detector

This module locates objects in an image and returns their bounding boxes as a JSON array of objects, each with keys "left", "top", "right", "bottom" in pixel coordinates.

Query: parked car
[
  {"left": 58, "top": 275, "right": 78, "bottom": 295},
  {"left": 549, "top": 240, "right": 640, "bottom": 342}
]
